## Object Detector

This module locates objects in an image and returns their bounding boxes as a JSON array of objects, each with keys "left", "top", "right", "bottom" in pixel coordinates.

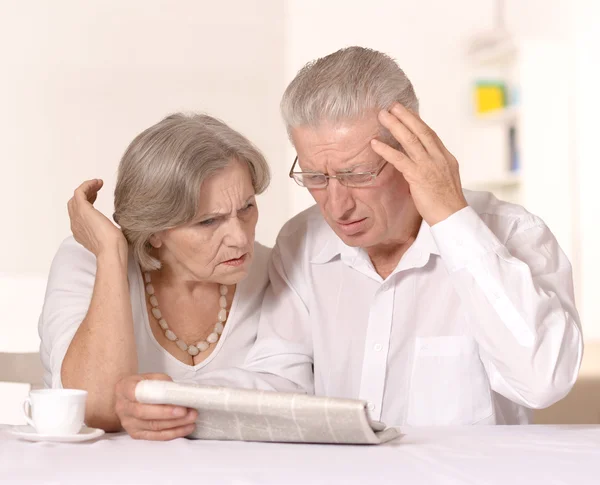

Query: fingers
[
  {"left": 378, "top": 109, "right": 429, "bottom": 162},
  {"left": 120, "top": 399, "right": 195, "bottom": 422},
  {"left": 122, "top": 403, "right": 197, "bottom": 430},
  {"left": 370, "top": 138, "right": 414, "bottom": 176},
  {"left": 73, "top": 179, "right": 103, "bottom": 205},
  {"left": 380, "top": 104, "right": 446, "bottom": 160},
  {"left": 115, "top": 373, "right": 196, "bottom": 441},
  {"left": 129, "top": 423, "right": 197, "bottom": 441},
  {"left": 74, "top": 178, "right": 102, "bottom": 196},
  {"left": 115, "top": 374, "right": 145, "bottom": 403},
  {"left": 116, "top": 373, "right": 173, "bottom": 403},
  {"left": 117, "top": 400, "right": 197, "bottom": 440}
]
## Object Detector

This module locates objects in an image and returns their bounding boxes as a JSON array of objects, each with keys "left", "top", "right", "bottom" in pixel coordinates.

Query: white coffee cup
[{"left": 22, "top": 389, "right": 88, "bottom": 436}]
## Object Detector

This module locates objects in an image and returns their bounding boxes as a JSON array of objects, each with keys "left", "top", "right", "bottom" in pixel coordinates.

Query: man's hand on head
[{"left": 371, "top": 103, "right": 468, "bottom": 226}]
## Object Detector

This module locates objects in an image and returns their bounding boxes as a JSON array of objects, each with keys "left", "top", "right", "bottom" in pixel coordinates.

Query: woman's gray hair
[
  {"left": 114, "top": 113, "right": 270, "bottom": 271},
  {"left": 281, "top": 46, "right": 419, "bottom": 133}
]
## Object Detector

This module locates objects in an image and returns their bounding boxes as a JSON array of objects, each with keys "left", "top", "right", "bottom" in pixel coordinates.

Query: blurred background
[{"left": 1, "top": 0, "right": 598, "bottom": 424}]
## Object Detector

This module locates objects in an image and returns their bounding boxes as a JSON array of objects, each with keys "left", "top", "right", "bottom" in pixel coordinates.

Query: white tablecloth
[{"left": 1, "top": 425, "right": 598, "bottom": 484}]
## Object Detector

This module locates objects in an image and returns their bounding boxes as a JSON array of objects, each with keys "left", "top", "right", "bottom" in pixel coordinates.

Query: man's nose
[{"left": 326, "top": 179, "right": 356, "bottom": 220}]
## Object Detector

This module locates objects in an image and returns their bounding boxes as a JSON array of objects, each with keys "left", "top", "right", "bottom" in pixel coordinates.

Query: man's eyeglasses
[{"left": 288, "top": 157, "right": 387, "bottom": 189}]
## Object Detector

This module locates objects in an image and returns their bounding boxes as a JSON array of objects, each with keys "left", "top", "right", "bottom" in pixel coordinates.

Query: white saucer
[{"left": 8, "top": 425, "right": 105, "bottom": 443}]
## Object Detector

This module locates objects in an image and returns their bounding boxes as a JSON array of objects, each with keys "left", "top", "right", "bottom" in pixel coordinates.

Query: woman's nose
[{"left": 225, "top": 217, "right": 250, "bottom": 247}]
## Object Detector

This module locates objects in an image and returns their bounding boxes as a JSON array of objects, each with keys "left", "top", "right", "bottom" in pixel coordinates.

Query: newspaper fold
[{"left": 136, "top": 380, "right": 400, "bottom": 445}]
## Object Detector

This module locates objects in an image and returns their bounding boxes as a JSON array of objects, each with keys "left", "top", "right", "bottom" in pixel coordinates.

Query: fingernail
[
  {"left": 371, "top": 139, "right": 381, "bottom": 146},
  {"left": 173, "top": 407, "right": 186, "bottom": 417}
]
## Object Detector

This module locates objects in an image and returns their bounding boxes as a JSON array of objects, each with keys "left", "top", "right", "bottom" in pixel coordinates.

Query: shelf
[
  {"left": 467, "top": 35, "right": 517, "bottom": 66},
  {"left": 475, "top": 105, "right": 519, "bottom": 124}
]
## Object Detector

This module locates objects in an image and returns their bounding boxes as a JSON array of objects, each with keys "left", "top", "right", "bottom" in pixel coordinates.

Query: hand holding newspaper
[{"left": 136, "top": 380, "right": 400, "bottom": 445}]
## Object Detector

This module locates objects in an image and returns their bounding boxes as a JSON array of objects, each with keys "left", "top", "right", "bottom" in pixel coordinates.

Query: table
[{"left": 1, "top": 425, "right": 598, "bottom": 484}]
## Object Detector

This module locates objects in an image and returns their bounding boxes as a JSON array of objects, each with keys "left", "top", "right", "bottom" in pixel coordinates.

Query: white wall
[{"left": 0, "top": 0, "right": 288, "bottom": 278}]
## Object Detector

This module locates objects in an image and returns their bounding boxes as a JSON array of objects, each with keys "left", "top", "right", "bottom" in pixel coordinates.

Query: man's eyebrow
[
  {"left": 336, "top": 159, "right": 382, "bottom": 173},
  {"left": 300, "top": 158, "right": 381, "bottom": 174}
]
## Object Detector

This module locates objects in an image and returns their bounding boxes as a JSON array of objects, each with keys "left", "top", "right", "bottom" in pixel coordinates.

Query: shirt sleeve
[
  {"left": 38, "top": 237, "right": 96, "bottom": 389},
  {"left": 192, "top": 243, "right": 315, "bottom": 393},
  {"left": 430, "top": 206, "right": 583, "bottom": 409}
]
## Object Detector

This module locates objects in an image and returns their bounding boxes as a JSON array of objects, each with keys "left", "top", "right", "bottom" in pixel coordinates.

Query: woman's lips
[
  {"left": 222, "top": 253, "right": 248, "bottom": 267},
  {"left": 336, "top": 218, "right": 367, "bottom": 236}
]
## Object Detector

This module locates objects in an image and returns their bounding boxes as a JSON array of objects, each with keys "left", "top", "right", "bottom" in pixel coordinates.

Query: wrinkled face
[
  {"left": 291, "top": 113, "right": 413, "bottom": 250},
  {"left": 152, "top": 160, "right": 258, "bottom": 285}
]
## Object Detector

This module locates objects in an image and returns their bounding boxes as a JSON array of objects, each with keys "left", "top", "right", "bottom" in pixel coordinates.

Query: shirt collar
[
  {"left": 310, "top": 218, "right": 440, "bottom": 266},
  {"left": 310, "top": 236, "right": 345, "bottom": 265}
]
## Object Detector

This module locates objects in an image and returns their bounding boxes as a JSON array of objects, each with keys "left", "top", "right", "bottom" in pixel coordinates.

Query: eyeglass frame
[{"left": 288, "top": 156, "right": 387, "bottom": 188}]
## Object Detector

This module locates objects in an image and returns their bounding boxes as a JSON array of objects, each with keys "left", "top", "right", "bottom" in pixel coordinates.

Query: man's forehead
[
  {"left": 292, "top": 118, "right": 381, "bottom": 167},
  {"left": 292, "top": 116, "right": 379, "bottom": 145}
]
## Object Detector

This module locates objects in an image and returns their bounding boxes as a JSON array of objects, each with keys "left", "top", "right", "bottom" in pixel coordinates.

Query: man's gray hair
[
  {"left": 114, "top": 113, "right": 270, "bottom": 271},
  {"left": 281, "top": 46, "right": 419, "bottom": 133}
]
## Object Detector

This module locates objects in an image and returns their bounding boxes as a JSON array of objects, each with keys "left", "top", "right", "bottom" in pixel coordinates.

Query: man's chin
[{"left": 334, "top": 228, "right": 374, "bottom": 248}]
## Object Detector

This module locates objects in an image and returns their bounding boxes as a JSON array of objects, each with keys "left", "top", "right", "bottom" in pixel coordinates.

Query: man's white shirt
[{"left": 198, "top": 190, "right": 583, "bottom": 426}]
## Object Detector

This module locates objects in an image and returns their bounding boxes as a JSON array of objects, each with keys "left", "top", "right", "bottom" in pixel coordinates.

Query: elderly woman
[{"left": 39, "top": 113, "right": 270, "bottom": 440}]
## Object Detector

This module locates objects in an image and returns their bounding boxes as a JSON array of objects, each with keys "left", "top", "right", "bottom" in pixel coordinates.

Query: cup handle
[{"left": 22, "top": 397, "right": 35, "bottom": 428}]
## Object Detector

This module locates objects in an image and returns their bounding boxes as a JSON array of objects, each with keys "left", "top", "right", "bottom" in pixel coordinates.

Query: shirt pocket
[{"left": 405, "top": 336, "right": 493, "bottom": 426}]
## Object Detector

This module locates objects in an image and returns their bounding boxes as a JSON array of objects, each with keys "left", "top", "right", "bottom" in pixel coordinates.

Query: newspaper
[{"left": 135, "top": 380, "right": 400, "bottom": 445}]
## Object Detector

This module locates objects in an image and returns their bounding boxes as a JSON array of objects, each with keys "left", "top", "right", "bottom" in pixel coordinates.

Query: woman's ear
[{"left": 149, "top": 234, "right": 163, "bottom": 249}]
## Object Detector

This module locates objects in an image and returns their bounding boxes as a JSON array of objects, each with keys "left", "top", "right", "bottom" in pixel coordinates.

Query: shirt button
[
  {"left": 374, "top": 343, "right": 383, "bottom": 352},
  {"left": 367, "top": 402, "right": 375, "bottom": 411}
]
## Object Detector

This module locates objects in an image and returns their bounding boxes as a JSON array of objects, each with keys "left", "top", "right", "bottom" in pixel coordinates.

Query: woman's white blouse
[{"left": 38, "top": 237, "right": 270, "bottom": 388}]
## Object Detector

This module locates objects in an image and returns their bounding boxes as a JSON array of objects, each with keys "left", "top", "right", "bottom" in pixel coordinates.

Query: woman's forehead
[{"left": 196, "top": 162, "right": 255, "bottom": 213}]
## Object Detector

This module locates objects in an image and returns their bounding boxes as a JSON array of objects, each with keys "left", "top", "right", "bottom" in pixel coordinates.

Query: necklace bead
[{"left": 144, "top": 271, "right": 228, "bottom": 357}]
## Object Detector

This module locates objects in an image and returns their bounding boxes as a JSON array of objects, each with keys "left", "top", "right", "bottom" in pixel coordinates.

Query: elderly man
[
  {"left": 119, "top": 46, "right": 582, "bottom": 434},
  {"left": 236, "top": 46, "right": 582, "bottom": 426}
]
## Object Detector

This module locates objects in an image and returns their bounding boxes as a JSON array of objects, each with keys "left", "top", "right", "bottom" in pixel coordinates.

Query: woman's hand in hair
[{"left": 67, "top": 179, "right": 127, "bottom": 258}]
